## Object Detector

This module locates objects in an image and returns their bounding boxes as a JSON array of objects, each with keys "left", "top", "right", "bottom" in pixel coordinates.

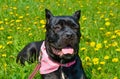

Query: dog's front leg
[{"left": 16, "top": 42, "right": 41, "bottom": 65}]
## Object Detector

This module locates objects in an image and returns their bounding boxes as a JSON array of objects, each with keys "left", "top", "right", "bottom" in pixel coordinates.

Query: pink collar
[{"left": 39, "top": 41, "right": 76, "bottom": 74}]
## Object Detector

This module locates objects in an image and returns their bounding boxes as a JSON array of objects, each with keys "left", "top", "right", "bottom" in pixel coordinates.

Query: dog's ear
[
  {"left": 73, "top": 10, "right": 81, "bottom": 20},
  {"left": 45, "top": 9, "right": 53, "bottom": 23}
]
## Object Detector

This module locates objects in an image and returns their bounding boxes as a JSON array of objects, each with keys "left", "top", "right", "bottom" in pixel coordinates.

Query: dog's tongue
[{"left": 62, "top": 48, "right": 74, "bottom": 54}]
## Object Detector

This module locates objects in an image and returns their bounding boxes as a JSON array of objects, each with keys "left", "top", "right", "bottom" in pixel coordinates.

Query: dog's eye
[{"left": 53, "top": 25, "right": 62, "bottom": 31}]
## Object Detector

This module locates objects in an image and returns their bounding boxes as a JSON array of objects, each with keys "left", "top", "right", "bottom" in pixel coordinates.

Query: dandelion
[
  {"left": 7, "top": 41, "right": 13, "bottom": 45},
  {"left": 105, "top": 32, "right": 111, "bottom": 36},
  {"left": 7, "top": 36, "right": 12, "bottom": 39},
  {"left": 34, "top": 22, "right": 38, "bottom": 25},
  {"left": 94, "top": 43, "right": 102, "bottom": 51},
  {"left": 13, "top": 7, "right": 17, "bottom": 10},
  {"left": 26, "top": 13, "right": 29, "bottom": 16},
  {"left": 103, "top": 40, "right": 107, "bottom": 44},
  {"left": 19, "top": 16, "right": 24, "bottom": 19},
  {"left": 0, "top": 27, "right": 4, "bottom": 30},
  {"left": 92, "top": 58, "right": 99, "bottom": 65},
  {"left": 16, "top": 27, "right": 21, "bottom": 30},
  {"left": 105, "top": 21, "right": 111, "bottom": 26},
  {"left": 2, "top": 54, "right": 7, "bottom": 57},
  {"left": 28, "top": 33, "right": 32, "bottom": 36},
  {"left": 115, "top": 30, "right": 120, "bottom": 36},
  {"left": 99, "top": 27, "right": 105, "bottom": 31},
  {"left": 111, "top": 35, "right": 116, "bottom": 39},
  {"left": 105, "top": 45, "right": 109, "bottom": 49},
  {"left": 112, "top": 58, "right": 119, "bottom": 63},
  {"left": 113, "top": 76, "right": 118, "bottom": 79},
  {"left": 41, "top": 25, "right": 45, "bottom": 28},
  {"left": 40, "top": 20, "right": 45, "bottom": 24},
  {"left": 116, "top": 48, "right": 120, "bottom": 52},
  {"left": 4, "top": 18, "right": 8, "bottom": 21},
  {"left": 43, "top": 29, "right": 46, "bottom": 33},
  {"left": 26, "top": 6, "right": 30, "bottom": 9},
  {"left": 81, "top": 16, "right": 87, "bottom": 21},
  {"left": 90, "top": 42, "right": 96, "bottom": 47},
  {"left": 0, "top": 45, "right": 3, "bottom": 49},
  {"left": 80, "top": 47, "right": 87, "bottom": 51},
  {"left": 16, "top": 20, "right": 22, "bottom": 23},
  {"left": 11, "top": 23, "right": 15, "bottom": 26},
  {"left": 110, "top": 12, "right": 114, "bottom": 16},
  {"left": 100, "top": 14, "right": 104, "bottom": 19},
  {"left": 111, "top": 41, "right": 118, "bottom": 47},
  {"left": 97, "top": 67, "right": 102, "bottom": 70},
  {"left": 10, "top": 20, "right": 15, "bottom": 23},
  {"left": 9, "top": 12, "right": 13, "bottom": 15},
  {"left": 0, "top": 21, "right": 3, "bottom": 24},
  {"left": 85, "top": 56, "right": 91, "bottom": 61},
  {"left": 105, "top": 18, "right": 109, "bottom": 21},
  {"left": 100, "top": 61, "right": 105, "bottom": 65},
  {"left": 104, "top": 55, "right": 110, "bottom": 60}
]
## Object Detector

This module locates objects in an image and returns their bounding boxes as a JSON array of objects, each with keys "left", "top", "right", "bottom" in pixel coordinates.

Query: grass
[{"left": 0, "top": 0, "right": 120, "bottom": 79}]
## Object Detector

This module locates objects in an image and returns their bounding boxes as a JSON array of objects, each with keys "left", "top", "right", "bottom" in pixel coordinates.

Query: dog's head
[{"left": 45, "top": 9, "right": 81, "bottom": 63}]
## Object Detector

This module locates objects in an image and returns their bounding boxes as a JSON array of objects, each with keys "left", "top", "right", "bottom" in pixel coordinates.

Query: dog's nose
[{"left": 65, "top": 32, "right": 74, "bottom": 39}]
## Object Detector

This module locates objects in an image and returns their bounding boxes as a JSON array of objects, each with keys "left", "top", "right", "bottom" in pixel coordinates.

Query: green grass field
[{"left": 0, "top": 0, "right": 120, "bottom": 79}]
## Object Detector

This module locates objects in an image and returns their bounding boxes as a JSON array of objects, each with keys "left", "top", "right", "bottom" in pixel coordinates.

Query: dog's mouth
[{"left": 51, "top": 45, "right": 74, "bottom": 57}]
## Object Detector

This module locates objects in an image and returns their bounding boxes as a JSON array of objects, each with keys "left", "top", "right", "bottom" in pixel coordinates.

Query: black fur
[{"left": 16, "top": 9, "right": 87, "bottom": 79}]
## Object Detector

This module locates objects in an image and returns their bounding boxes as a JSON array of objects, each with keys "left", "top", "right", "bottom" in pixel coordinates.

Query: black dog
[{"left": 16, "top": 9, "right": 87, "bottom": 79}]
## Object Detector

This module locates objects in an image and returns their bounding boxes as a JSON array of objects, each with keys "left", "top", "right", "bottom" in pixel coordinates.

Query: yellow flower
[
  {"left": 13, "top": 7, "right": 17, "bottom": 10},
  {"left": 80, "top": 47, "right": 86, "bottom": 51},
  {"left": 100, "top": 14, "right": 104, "bottom": 19},
  {"left": 28, "top": 33, "right": 32, "bottom": 36},
  {"left": 97, "top": 67, "right": 102, "bottom": 70},
  {"left": 26, "top": 6, "right": 30, "bottom": 9},
  {"left": 94, "top": 43, "right": 102, "bottom": 51},
  {"left": 9, "top": 12, "right": 13, "bottom": 15},
  {"left": 19, "top": 16, "right": 24, "bottom": 19},
  {"left": 113, "top": 76, "right": 118, "bottom": 79},
  {"left": 111, "top": 35, "right": 116, "bottom": 39},
  {"left": 92, "top": 58, "right": 99, "bottom": 65},
  {"left": 99, "top": 27, "right": 105, "bottom": 31},
  {"left": 10, "top": 23, "right": 14, "bottom": 26},
  {"left": 104, "top": 55, "right": 110, "bottom": 60},
  {"left": 110, "top": 12, "right": 114, "bottom": 16},
  {"left": 7, "top": 41, "right": 13, "bottom": 45},
  {"left": 2, "top": 54, "right": 7, "bottom": 57},
  {"left": 16, "top": 20, "right": 22, "bottom": 23},
  {"left": 115, "top": 30, "right": 120, "bottom": 36},
  {"left": 90, "top": 42, "right": 96, "bottom": 47},
  {"left": 81, "top": 16, "right": 87, "bottom": 21},
  {"left": 105, "top": 32, "right": 111, "bottom": 36},
  {"left": 111, "top": 41, "right": 118, "bottom": 47},
  {"left": 103, "top": 40, "right": 107, "bottom": 44},
  {"left": 0, "top": 27, "right": 4, "bottom": 30},
  {"left": 17, "top": 27, "right": 21, "bottom": 30},
  {"left": 85, "top": 56, "right": 91, "bottom": 61},
  {"left": 40, "top": 20, "right": 46, "bottom": 24},
  {"left": 26, "top": 13, "right": 29, "bottom": 16},
  {"left": 105, "top": 21, "right": 111, "bottom": 26},
  {"left": 116, "top": 48, "right": 120, "bottom": 52},
  {"left": 105, "top": 18, "right": 109, "bottom": 21},
  {"left": 112, "top": 58, "right": 119, "bottom": 62},
  {"left": 7, "top": 36, "right": 12, "bottom": 39},
  {"left": 0, "top": 45, "right": 3, "bottom": 49},
  {"left": 100, "top": 61, "right": 105, "bottom": 65},
  {"left": 0, "top": 21, "right": 3, "bottom": 24},
  {"left": 34, "top": 22, "right": 38, "bottom": 25},
  {"left": 4, "top": 18, "right": 8, "bottom": 21}
]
